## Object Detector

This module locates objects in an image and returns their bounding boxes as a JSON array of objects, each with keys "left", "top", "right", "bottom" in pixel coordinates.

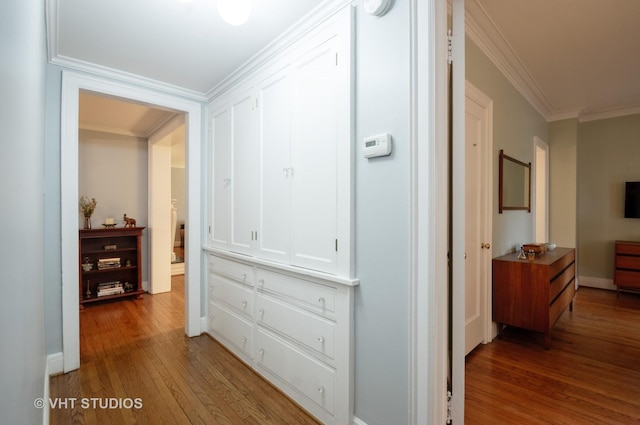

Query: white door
[
  {"left": 229, "top": 86, "right": 258, "bottom": 255},
  {"left": 210, "top": 101, "right": 231, "bottom": 249},
  {"left": 258, "top": 64, "right": 292, "bottom": 264},
  {"left": 290, "top": 37, "right": 338, "bottom": 274},
  {"left": 464, "top": 82, "right": 493, "bottom": 355}
]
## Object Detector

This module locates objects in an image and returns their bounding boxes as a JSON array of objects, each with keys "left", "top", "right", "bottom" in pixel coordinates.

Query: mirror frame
[{"left": 499, "top": 149, "right": 531, "bottom": 213}]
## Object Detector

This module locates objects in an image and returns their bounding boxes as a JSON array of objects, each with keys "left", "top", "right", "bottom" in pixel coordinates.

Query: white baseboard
[
  {"left": 47, "top": 352, "right": 64, "bottom": 376},
  {"left": 43, "top": 357, "right": 51, "bottom": 425},
  {"left": 353, "top": 417, "right": 368, "bottom": 425},
  {"left": 142, "top": 280, "right": 149, "bottom": 292},
  {"left": 171, "top": 262, "right": 185, "bottom": 276},
  {"left": 200, "top": 316, "right": 207, "bottom": 334},
  {"left": 579, "top": 275, "right": 616, "bottom": 291}
]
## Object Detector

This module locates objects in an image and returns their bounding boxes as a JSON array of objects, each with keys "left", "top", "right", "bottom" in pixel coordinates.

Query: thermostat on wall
[{"left": 362, "top": 133, "right": 392, "bottom": 158}]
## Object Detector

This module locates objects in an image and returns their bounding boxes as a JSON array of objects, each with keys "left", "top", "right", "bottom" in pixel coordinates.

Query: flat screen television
[{"left": 624, "top": 181, "right": 640, "bottom": 218}]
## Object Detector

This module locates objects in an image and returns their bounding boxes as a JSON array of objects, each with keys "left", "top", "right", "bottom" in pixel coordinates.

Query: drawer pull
[
  {"left": 258, "top": 308, "right": 264, "bottom": 317},
  {"left": 258, "top": 279, "right": 264, "bottom": 287},
  {"left": 241, "top": 336, "right": 247, "bottom": 343},
  {"left": 318, "top": 297, "right": 325, "bottom": 305},
  {"left": 318, "top": 336, "right": 325, "bottom": 343},
  {"left": 316, "top": 386, "right": 325, "bottom": 394},
  {"left": 240, "top": 273, "right": 247, "bottom": 280},
  {"left": 242, "top": 300, "right": 248, "bottom": 308},
  {"left": 258, "top": 348, "right": 265, "bottom": 356}
]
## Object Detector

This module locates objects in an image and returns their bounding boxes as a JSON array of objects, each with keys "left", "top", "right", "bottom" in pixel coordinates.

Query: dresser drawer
[
  {"left": 548, "top": 249, "right": 575, "bottom": 279},
  {"left": 255, "top": 329, "right": 335, "bottom": 415},
  {"left": 616, "top": 255, "right": 640, "bottom": 271},
  {"left": 615, "top": 270, "right": 640, "bottom": 288},
  {"left": 208, "top": 303, "right": 253, "bottom": 358},
  {"left": 208, "top": 255, "right": 255, "bottom": 285},
  {"left": 256, "top": 269, "right": 336, "bottom": 317},
  {"left": 616, "top": 242, "right": 640, "bottom": 256},
  {"left": 209, "top": 274, "right": 253, "bottom": 318},
  {"left": 549, "top": 262, "right": 575, "bottom": 303},
  {"left": 256, "top": 294, "right": 335, "bottom": 360}
]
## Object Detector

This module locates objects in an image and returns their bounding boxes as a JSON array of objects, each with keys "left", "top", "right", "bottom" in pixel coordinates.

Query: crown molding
[
  {"left": 206, "top": 0, "right": 353, "bottom": 101},
  {"left": 465, "top": 0, "right": 553, "bottom": 120}
]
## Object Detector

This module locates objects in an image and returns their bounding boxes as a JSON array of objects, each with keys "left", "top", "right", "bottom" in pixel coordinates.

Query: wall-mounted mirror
[{"left": 499, "top": 149, "right": 531, "bottom": 213}]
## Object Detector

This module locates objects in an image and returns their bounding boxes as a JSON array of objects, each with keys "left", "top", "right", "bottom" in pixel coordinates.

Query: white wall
[
  {"left": 354, "top": 2, "right": 411, "bottom": 424},
  {"left": 79, "top": 129, "right": 150, "bottom": 282},
  {"left": 0, "top": 1, "right": 47, "bottom": 423}
]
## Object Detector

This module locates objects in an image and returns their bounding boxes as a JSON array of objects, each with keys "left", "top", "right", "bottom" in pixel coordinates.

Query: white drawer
[
  {"left": 208, "top": 255, "right": 255, "bottom": 285},
  {"left": 208, "top": 303, "right": 253, "bottom": 359},
  {"left": 256, "top": 269, "right": 336, "bottom": 317},
  {"left": 255, "top": 329, "right": 335, "bottom": 415},
  {"left": 209, "top": 274, "right": 253, "bottom": 318},
  {"left": 256, "top": 294, "right": 335, "bottom": 360}
]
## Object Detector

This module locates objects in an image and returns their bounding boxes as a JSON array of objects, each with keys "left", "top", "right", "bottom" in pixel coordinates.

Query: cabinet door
[
  {"left": 209, "top": 101, "right": 231, "bottom": 249},
  {"left": 290, "top": 37, "right": 339, "bottom": 274},
  {"left": 257, "top": 64, "right": 292, "bottom": 264},
  {"left": 229, "top": 86, "right": 258, "bottom": 255}
]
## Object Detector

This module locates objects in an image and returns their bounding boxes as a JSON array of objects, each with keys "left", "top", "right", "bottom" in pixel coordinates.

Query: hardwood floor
[
  {"left": 466, "top": 287, "right": 640, "bottom": 425},
  {"left": 50, "top": 275, "right": 320, "bottom": 425}
]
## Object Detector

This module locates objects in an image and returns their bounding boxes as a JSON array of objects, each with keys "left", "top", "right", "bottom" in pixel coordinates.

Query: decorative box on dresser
[
  {"left": 614, "top": 240, "right": 640, "bottom": 295},
  {"left": 492, "top": 247, "right": 576, "bottom": 349},
  {"left": 206, "top": 252, "right": 357, "bottom": 425}
]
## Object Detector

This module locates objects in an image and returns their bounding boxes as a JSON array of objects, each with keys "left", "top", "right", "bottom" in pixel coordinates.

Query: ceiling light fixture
[{"left": 217, "top": 0, "right": 251, "bottom": 26}]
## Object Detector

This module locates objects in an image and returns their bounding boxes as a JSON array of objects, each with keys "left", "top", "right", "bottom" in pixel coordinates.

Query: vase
[{"left": 84, "top": 215, "right": 92, "bottom": 229}]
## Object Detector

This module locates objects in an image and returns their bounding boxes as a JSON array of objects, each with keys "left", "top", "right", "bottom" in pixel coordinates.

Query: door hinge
[
  {"left": 446, "top": 390, "right": 452, "bottom": 424},
  {"left": 447, "top": 29, "right": 453, "bottom": 65}
]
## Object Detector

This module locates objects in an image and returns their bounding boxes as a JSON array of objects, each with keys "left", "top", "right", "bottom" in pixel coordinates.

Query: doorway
[
  {"left": 61, "top": 71, "right": 203, "bottom": 373},
  {"left": 533, "top": 137, "right": 549, "bottom": 243}
]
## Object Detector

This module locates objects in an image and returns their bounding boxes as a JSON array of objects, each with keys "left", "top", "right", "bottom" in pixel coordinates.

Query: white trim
[
  {"left": 465, "top": 0, "right": 552, "bottom": 120},
  {"left": 532, "top": 136, "right": 549, "bottom": 243},
  {"left": 410, "top": 0, "right": 449, "bottom": 424},
  {"left": 579, "top": 276, "right": 615, "bottom": 291},
  {"left": 43, "top": 360, "right": 50, "bottom": 425},
  {"left": 61, "top": 70, "right": 203, "bottom": 372},
  {"left": 206, "top": 0, "right": 353, "bottom": 100},
  {"left": 47, "top": 352, "right": 64, "bottom": 376},
  {"left": 352, "top": 416, "right": 368, "bottom": 425}
]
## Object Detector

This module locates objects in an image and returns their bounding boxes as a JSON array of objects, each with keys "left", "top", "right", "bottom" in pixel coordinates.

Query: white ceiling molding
[
  {"left": 207, "top": 0, "right": 353, "bottom": 100},
  {"left": 465, "top": 0, "right": 553, "bottom": 121}
]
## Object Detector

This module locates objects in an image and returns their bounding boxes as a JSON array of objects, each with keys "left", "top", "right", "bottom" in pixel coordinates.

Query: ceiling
[
  {"left": 468, "top": 0, "right": 640, "bottom": 121},
  {"left": 51, "top": 0, "right": 640, "bottom": 138}
]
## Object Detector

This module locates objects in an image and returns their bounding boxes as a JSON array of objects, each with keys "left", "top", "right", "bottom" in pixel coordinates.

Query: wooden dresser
[
  {"left": 492, "top": 247, "right": 576, "bottom": 349},
  {"left": 614, "top": 240, "right": 640, "bottom": 295}
]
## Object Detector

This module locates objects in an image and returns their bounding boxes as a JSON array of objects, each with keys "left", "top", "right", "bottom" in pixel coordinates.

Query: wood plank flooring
[
  {"left": 49, "top": 275, "right": 320, "bottom": 425},
  {"left": 466, "top": 287, "right": 640, "bottom": 425}
]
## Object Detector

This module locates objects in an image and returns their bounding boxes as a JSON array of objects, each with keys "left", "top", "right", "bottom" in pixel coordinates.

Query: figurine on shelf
[{"left": 123, "top": 214, "right": 136, "bottom": 228}]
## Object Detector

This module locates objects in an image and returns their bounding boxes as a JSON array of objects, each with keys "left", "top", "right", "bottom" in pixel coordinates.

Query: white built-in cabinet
[
  {"left": 205, "top": 5, "right": 357, "bottom": 425},
  {"left": 208, "top": 5, "right": 352, "bottom": 277}
]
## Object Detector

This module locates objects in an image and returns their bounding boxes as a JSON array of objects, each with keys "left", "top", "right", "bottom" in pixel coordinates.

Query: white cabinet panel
[
  {"left": 208, "top": 302, "right": 253, "bottom": 360},
  {"left": 255, "top": 329, "right": 336, "bottom": 415},
  {"left": 208, "top": 255, "right": 255, "bottom": 285},
  {"left": 256, "top": 294, "right": 336, "bottom": 360},
  {"left": 258, "top": 66, "right": 291, "bottom": 264},
  {"left": 290, "top": 38, "right": 339, "bottom": 274},
  {"left": 230, "top": 88, "right": 258, "bottom": 255},
  {"left": 210, "top": 102, "right": 231, "bottom": 249},
  {"left": 210, "top": 274, "right": 253, "bottom": 318}
]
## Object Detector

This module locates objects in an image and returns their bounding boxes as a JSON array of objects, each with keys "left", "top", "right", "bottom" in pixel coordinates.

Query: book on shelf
[
  {"left": 97, "top": 257, "right": 121, "bottom": 270},
  {"left": 97, "top": 287, "right": 125, "bottom": 297}
]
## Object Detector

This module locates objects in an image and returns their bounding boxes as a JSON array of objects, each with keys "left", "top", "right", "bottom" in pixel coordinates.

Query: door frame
[
  {"left": 533, "top": 136, "right": 550, "bottom": 243},
  {"left": 61, "top": 70, "right": 203, "bottom": 372},
  {"left": 410, "top": 0, "right": 450, "bottom": 423}
]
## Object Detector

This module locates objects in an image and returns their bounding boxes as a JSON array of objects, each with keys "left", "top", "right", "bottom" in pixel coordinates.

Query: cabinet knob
[
  {"left": 258, "top": 279, "right": 264, "bottom": 287},
  {"left": 242, "top": 300, "right": 248, "bottom": 308},
  {"left": 241, "top": 336, "right": 247, "bottom": 343},
  {"left": 223, "top": 178, "right": 231, "bottom": 185},
  {"left": 318, "top": 297, "right": 325, "bottom": 305},
  {"left": 240, "top": 273, "right": 247, "bottom": 280},
  {"left": 316, "top": 386, "right": 325, "bottom": 394},
  {"left": 258, "top": 308, "right": 264, "bottom": 316},
  {"left": 258, "top": 348, "right": 265, "bottom": 356},
  {"left": 318, "top": 336, "right": 325, "bottom": 343}
]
